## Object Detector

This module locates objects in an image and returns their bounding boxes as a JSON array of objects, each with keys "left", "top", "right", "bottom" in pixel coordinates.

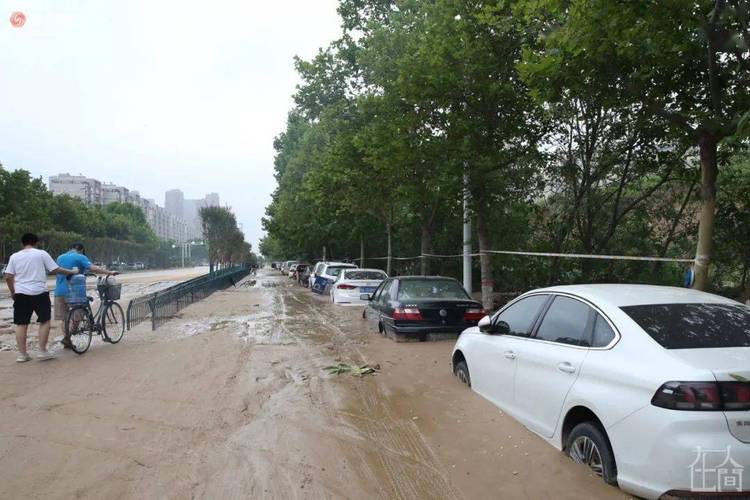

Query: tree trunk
[
  {"left": 322, "top": 245, "right": 327, "bottom": 261},
  {"left": 420, "top": 223, "right": 433, "bottom": 276},
  {"left": 359, "top": 234, "right": 365, "bottom": 268},
  {"left": 653, "top": 175, "right": 698, "bottom": 275},
  {"left": 693, "top": 132, "right": 718, "bottom": 291},
  {"left": 476, "top": 206, "right": 494, "bottom": 311},
  {"left": 386, "top": 222, "right": 393, "bottom": 277}
]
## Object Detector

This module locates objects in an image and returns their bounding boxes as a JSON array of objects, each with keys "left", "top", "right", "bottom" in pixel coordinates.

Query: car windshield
[
  {"left": 326, "top": 266, "right": 353, "bottom": 277},
  {"left": 621, "top": 303, "right": 750, "bottom": 349},
  {"left": 397, "top": 279, "right": 469, "bottom": 300},
  {"left": 344, "top": 270, "right": 385, "bottom": 280}
]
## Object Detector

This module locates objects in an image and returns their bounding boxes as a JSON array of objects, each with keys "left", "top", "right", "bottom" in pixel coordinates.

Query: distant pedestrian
[
  {"left": 3, "top": 233, "right": 78, "bottom": 362},
  {"left": 54, "top": 242, "right": 116, "bottom": 349}
]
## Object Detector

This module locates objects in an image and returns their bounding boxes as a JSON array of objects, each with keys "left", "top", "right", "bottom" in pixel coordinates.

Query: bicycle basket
[{"left": 97, "top": 282, "right": 122, "bottom": 301}]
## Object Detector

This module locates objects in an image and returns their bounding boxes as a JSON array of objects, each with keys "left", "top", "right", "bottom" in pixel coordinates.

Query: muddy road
[{"left": 0, "top": 269, "right": 630, "bottom": 499}]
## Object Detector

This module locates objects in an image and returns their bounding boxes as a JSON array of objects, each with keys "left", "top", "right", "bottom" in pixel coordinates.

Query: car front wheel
[
  {"left": 453, "top": 360, "right": 471, "bottom": 387},
  {"left": 566, "top": 422, "right": 617, "bottom": 486}
]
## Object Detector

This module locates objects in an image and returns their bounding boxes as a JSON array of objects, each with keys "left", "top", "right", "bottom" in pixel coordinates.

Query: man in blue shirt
[{"left": 55, "top": 242, "right": 117, "bottom": 348}]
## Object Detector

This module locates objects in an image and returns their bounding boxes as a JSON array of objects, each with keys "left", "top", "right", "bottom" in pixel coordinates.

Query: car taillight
[
  {"left": 337, "top": 284, "right": 356, "bottom": 289},
  {"left": 464, "top": 308, "right": 485, "bottom": 321},
  {"left": 652, "top": 381, "right": 750, "bottom": 411},
  {"left": 721, "top": 382, "right": 750, "bottom": 411},
  {"left": 392, "top": 308, "right": 422, "bottom": 321}
]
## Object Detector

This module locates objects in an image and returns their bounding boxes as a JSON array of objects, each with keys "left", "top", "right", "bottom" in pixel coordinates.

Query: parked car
[
  {"left": 308, "top": 262, "right": 326, "bottom": 289},
  {"left": 311, "top": 262, "right": 358, "bottom": 294},
  {"left": 451, "top": 284, "right": 750, "bottom": 499},
  {"left": 281, "top": 260, "right": 298, "bottom": 275},
  {"left": 363, "top": 276, "right": 484, "bottom": 339},
  {"left": 331, "top": 268, "right": 388, "bottom": 305},
  {"left": 288, "top": 263, "right": 299, "bottom": 278},
  {"left": 296, "top": 264, "right": 311, "bottom": 286},
  {"left": 290, "top": 263, "right": 309, "bottom": 280}
]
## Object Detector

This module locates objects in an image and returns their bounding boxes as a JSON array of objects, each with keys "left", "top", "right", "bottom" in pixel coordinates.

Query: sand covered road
[{"left": 0, "top": 269, "right": 630, "bottom": 499}]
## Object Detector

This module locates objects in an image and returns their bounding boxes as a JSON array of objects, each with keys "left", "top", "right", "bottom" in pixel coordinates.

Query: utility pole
[{"left": 463, "top": 170, "right": 472, "bottom": 294}]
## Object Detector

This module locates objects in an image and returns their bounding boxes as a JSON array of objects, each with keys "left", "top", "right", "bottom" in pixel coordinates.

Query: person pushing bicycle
[{"left": 54, "top": 243, "right": 117, "bottom": 349}]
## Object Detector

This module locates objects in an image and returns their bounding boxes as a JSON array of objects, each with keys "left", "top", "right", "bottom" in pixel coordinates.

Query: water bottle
[{"left": 67, "top": 274, "right": 87, "bottom": 304}]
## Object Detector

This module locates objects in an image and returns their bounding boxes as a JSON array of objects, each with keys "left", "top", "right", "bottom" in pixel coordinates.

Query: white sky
[{"left": 0, "top": 0, "right": 342, "bottom": 250}]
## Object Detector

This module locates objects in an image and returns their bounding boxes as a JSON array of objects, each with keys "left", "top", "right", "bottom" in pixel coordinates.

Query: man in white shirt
[{"left": 4, "top": 233, "right": 78, "bottom": 362}]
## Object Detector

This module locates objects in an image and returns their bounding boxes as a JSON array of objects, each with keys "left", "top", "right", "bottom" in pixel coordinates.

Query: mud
[{"left": 0, "top": 269, "right": 631, "bottom": 499}]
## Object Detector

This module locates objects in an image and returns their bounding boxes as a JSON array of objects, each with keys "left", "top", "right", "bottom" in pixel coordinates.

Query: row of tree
[
  {"left": 262, "top": 0, "right": 750, "bottom": 307},
  {"left": 0, "top": 164, "right": 171, "bottom": 266},
  {"left": 199, "top": 206, "right": 256, "bottom": 271}
]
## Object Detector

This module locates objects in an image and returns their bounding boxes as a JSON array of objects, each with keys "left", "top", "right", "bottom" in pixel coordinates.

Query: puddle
[{"left": 182, "top": 310, "right": 295, "bottom": 345}]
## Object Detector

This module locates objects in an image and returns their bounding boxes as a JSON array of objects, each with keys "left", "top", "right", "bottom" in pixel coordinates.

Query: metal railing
[{"left": 126, "top": 266, "right": 252, "bottom": 331}]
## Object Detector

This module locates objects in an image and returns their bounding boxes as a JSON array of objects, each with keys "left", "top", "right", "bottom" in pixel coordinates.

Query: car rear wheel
[
  {"left": 566, "top": 422, "right": 617, "bottom": 486},
  {"left": 454, "top": 360, "right": 471, "bottom": 387}
]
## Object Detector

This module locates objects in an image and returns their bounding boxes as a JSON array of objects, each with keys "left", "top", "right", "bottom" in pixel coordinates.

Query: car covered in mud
[
  {"left": 451, "top": 284, "right": 750, "bottom": 499},
  {"left": 331, "top": 268, "right": 387, "bottom": 305},
  {"left": 362, "top": 276, "right": 484, "bottom": 340},
  {"left": 311, "top": 262, "right": 358, "bottom": 294}
]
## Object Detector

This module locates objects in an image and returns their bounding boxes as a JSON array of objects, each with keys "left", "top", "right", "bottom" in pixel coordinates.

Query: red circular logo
[{"left": 10, "top": 11, "right": 26, "bottom": 28}]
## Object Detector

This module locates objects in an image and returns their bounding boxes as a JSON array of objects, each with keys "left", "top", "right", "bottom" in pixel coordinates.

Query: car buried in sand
[
  {"left": 330, "top": 268, "right": 387, "bottom": 305},
  {"left": 451, "top": 284, "right": 750, "bottom": 499},
  {"left": 362, "top": 276, "right": 485, "bottom": 340}
]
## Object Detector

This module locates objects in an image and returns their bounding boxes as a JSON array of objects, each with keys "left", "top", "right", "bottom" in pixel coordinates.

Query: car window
[
  {"left": 396, "top": 279, "right": 470, "bottom": 300},
  {"left": 378, "top": 281, "right": 393, "bottom": 304},
  {"left": 325, "top": 266, "right": 353, "bottom": 277},
  {"left": 591, "top": 314, "right": 616, "bottom": 347},
  {"left": 345, "top": 270, "right": 386, "bottom": 280},
  {"left": 535, "top": 296, "right": 593, "bottom": 346},
  {"left": 372, "top": 279, "right": 389, "bottom": 302},
  {"left": 494, "top": 295, "right": 548, "bottom": 337},
  {"left": 621, "top": 303, "right": 750, "bottom": 349}
]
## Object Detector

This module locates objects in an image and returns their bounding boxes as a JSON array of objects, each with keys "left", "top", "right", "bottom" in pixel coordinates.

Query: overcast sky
[{"left": 0, "top": 0, "right": 341, "bottom": 250}]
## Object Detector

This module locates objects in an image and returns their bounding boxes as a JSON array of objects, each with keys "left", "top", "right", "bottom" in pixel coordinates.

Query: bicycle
[{"left": 63, "top": 275, "right": 126, "bottom": 354}]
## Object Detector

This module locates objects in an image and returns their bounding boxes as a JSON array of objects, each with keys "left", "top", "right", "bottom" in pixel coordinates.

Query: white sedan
[
  {"left": 452, "top": 284, "right": 749, "bottom": 499},
  {"left": 330, "top": 268, "right": 387, "bottom": 305}
]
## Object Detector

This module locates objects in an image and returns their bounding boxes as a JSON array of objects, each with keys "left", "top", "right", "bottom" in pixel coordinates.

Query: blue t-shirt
[{"left": 55, "top": 250, "right": 91, "bottom": 296}]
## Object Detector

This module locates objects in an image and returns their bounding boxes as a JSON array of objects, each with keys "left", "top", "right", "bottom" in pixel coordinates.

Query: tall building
[
  {"left": 49, "top": 174, "right": 102, "bottom": 205},
  {"left": 165, "top": 189, "right": 184, "bottom": 219},
  {"left": 204, "top": 192, "right": 220, "bottom": 207},
  {"left": 165, "top": 191, "right": 221, "bottom": 240}
]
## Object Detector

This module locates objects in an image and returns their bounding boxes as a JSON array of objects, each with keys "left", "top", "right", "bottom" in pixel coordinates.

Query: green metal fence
[{"left": 126, "top": 266, "right": 252, "bottom": 331}]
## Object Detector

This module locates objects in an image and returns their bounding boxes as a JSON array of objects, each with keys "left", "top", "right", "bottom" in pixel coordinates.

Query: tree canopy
[{"left": 263, "top": 0, "right": 750, "bottom": 303}]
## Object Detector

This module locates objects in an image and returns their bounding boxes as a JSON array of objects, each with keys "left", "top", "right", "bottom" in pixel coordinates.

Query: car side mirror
[
  {"left": 478, "top": 315, "right": 492, "bottom": 333},
  {"left": 479, "top": 316, "right": 510, "bottom": 335},
  {"left": 494, "top": 320, "right": 510, "bottom": 335},
  {"left": 360, "top": 293, "right": 373, "bottom": 301}
]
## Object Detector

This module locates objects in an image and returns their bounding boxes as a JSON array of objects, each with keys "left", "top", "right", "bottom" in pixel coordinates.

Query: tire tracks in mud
[{"left": 280, "top": 285, "right": 462, "bottom": 500}]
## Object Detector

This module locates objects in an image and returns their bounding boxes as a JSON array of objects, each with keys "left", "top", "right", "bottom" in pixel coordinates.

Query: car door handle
[
  {"left": 557, "top": 362, "right": 576, "bottom": 374},
  {"left": 503, "top": 351, "right": 517, "bottom": 360}
]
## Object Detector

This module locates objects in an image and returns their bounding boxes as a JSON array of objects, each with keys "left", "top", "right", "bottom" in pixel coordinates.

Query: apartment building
[
  {"left": 49, "top": 174, "right": 102, "bottom": 205},
  {"left": 49, "top": 174, "right": 188, "bottom": 243}
]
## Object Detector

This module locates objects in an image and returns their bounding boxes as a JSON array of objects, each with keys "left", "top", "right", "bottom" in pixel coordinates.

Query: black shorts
[{"left": 13, "top": 292, "right": 52, "bottom": 325}]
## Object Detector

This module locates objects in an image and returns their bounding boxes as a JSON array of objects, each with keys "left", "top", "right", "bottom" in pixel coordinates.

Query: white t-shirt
[{"left": 4, "top": 248, "right": 58, "bottom": 295}]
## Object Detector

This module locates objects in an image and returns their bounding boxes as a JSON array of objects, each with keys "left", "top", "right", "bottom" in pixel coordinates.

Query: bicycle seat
[{"left": 87, "top": 296, "right": 94, "bottom": 302}]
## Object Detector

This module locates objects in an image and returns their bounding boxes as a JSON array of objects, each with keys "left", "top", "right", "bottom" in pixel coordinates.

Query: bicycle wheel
[
  {"left": 65, "top": 305, "right": 93, "bottom": 354},
  {"left": 102, "top": 302, "right": 125, "bottom": 344}
]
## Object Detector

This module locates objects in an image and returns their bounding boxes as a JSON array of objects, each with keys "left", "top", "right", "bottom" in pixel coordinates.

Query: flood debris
[{"left": 323, "top": 363, "right": 380, "bottom": 377}]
